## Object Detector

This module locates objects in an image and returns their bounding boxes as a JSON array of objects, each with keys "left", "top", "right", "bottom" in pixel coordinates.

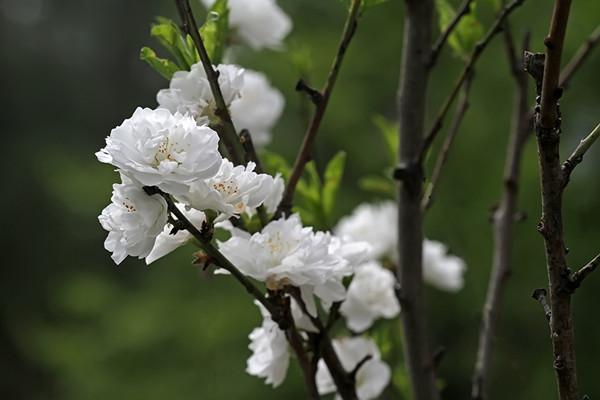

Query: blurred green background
[{"left": 2, "top": 0, "right": 599, "bottom": 398}]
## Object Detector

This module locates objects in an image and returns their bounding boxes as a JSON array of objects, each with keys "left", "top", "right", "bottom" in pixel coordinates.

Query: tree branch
[
  {"left": 427, "top": 0, "right": 475, "bottom": 69},
  {"left": 420, "top": 0, "right": 526, "bottom": 158},
  {"left": 562, "top": 122, "right": 600, "bottom": 185},
  {"left": 286, "top": 288, "right": 357, "bottom": 400},
  {"left": 273, "top": 0, "right": 362, "bottom": 219},
  {"left": 532, "top": 1, "right": 579, "bottom": 398},
  {"left": 174, "top": 0, "right": 244, "bottom": 165},
  {"left": 570, "top": 253, "right": 600, "bottom": 288},
  {"left": 395, "top": 0, "right": 438, "bottom": 399},
  {"left": 421, "top": 71, "right": 473, "bottom": 211},
  {"left": 559, "top": 25, "right": 600, "bottom": 89},
  {"left": 285, "top": 314, "right": 321, "bottom": 399},
  {"left": 471, "top": 30, "right": 531, "bottom": 400}
]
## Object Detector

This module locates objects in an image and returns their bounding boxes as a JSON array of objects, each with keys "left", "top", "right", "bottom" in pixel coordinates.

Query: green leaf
[
  {"left": 151, "top": 17, "right": 196, "bottom": 69},
  {"left": 297, "top": 162, "right": 321, "bottom": 204},
  {"left": 359, "top": 174, "right": 395, "bottom": 197},
  {"left": 199, "top": 0, "right": 230, "bottom": 64},
  {"left": 322, "top": 151, "right": 346, "bottom": 219},
  {"left": 261, "top": 151, "right": 291, "bottom": 180},
  {"left": 139, "top": 47, "right": 180, "bottom": 80},
  {"left": 436, "top": 0, "right": 484, "bottom": 59},
  {"left": 372, "top": 114, "right": 398, "bottom": 164}
]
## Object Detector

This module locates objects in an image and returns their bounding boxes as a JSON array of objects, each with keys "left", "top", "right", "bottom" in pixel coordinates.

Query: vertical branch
[
  {"left": 274, "top": 0, "right": 362, "bottom": 219},
  {"left": 395, "top": 1, "right": 438, "bottom": 399},
  {"left": 471, "top": 30, "right": 531, "bottom": 400},
  {"left": 533, "top": 1, "right": 578, "bottom": 399}
]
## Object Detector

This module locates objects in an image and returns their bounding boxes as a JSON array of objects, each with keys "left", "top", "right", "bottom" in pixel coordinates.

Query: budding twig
[
  {"left": 420, "top": 0, "right": 527, "bottom": 158},
  {"left": 562, "top": 122, "right": 600, "bottom": 185},
  {"left": 274, "top": 0, "right": 362, "bottom": 219},
  {"left": 570, "top": 253, "right": 600, "bottom": 288},
  {"left": 559, "top": 25, "right": 600, "bottom": 89},
  {"left": 427, "top": 0, "right": 475, "bottom": 69}
]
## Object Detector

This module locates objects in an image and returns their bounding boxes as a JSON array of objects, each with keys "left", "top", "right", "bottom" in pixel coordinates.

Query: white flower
[
  {"left": 316, "top": 337, "right": 391, "bottom": 400},
  {"left": 217, "top": 214, "right": 353, "bottom": 309},
  {"left": 96, "top": 107, "right": 221, "bottom": 194},
  {"left": 423, "top": 239, "right": 466, "bottom": 292},
  {"left": 230, "top": 69, "right": 284, "bottom": 147},
  {"left": 340, "top": 261, "right": 400, "bottom": 332},
  {"left": 202, "top": 0, "right": 292, "bottom": 50},
  {"left": 157, "top": 64, "right": 244, "bottom": 124},
  {"left": 178, "top": 159, "right": 277, "bottom": 219},
  {"left": 145, "top": 205, "right": 206, "bottom": 264},
  {"left": 98, "top": 175, "right": 168, "bottom": 265},
  {"left": 335, "top": 201, "right": 467, "bottom": 292},
  {"left": 247, "top": 301, "right": 290, "bottom": 387},
  {"left": 261, "top": 173, "right": 284, "bottom": 214},
  {"left": 334, "top": 202, "right": 396, "bottom": 260}
]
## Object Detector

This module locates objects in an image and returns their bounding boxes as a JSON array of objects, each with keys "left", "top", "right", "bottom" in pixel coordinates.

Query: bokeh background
[{"left": 2, "top": 0, "right": 599, "bottom": 398}]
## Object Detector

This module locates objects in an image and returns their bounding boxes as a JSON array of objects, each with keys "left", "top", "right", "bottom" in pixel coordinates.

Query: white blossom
[
  {"left": 202, "top": 0, "right": 292, "bottom": 50},
  {"left": 217, "top": 214, "right": 354, "bottom": 310},
  {"left": 246, "top": 301, "right": 290, "bottom": 387},
  {"left": 261, "top": 173, "right": 284, "bottom": 214},
  {"left": 423, "top": 239, "right": 466, "bottom": 292},
  {"left": 230, "top": 69, "right": 284, "bottom": 147},
  {"left": 96, "top": 107, "right": 221, "bottom": 194},
  {"left": 157, "top": 64, "right": 244, "bottom": 124},
  {"left": 340, "top": 261, "right": 400, "bottom": 332},
  {"left": 145, "top": 205, "right": 206, "bottom": 264},
  {"left": 316, "top": 337, "right": 391, "bottom": 400},
  {"left": 334, "top": 202, "right": 396, "bottom": 260},
  {"left": 178, "top": 159, "right": 277, "bottom": 220},
  {"left": 335, "top": 201, "right": 467, "bottom": 291},
  {"left": 98, "top": 175, "right": 168, "bottom": 265}
]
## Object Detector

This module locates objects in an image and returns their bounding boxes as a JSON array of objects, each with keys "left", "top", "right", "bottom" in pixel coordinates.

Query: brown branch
[
  {"left": 570, "top": 253, "right": 600, "bottom": 288},
  {"left": 421, "top": 71, "right": 473, "bottom": 211},
  {"left": 532, "top": 0, "right": 579, "bottom": 399},
  {"left": 286, "top": 288, "right": 357, "bottom": 400},
  {"left": 395, "top": 0, "right": 438, "bottom": 399},
  {"left": 285, "top": 317, "right": 321, "bottom": 399},
  {"left": 559, "top": 25, "right": 600, "bottom": 89},
  {"left": 562, "top": 122, "right": 600, "bottom": 185},
  {"left": 427, "top": 0, "right": 474, "bottom": 68},
  {"left": 420, "top": 0, "right": 526, "bottom": 158},
  {"left": 471, "top": 30, "right": 531, "bottom": 400},
  {"left": 273, "top": 0, "right": 362, "bottom": 219},
  {"left": 174, "top": 0, "right": 244, "bottom": 165}
]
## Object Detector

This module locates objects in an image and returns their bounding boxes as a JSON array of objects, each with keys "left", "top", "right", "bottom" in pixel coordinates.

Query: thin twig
[
  {"left": 533, "top": 0, "right": 579, "bottom": 398},
  {"left": 421, "top": 71, "right": 474, "bottom": 211},
  {"left": 174, "top": 0, "right": 244, "bottom": 164},
  {"left": 420, "top": 0, "right": 526, "bottom": 158},
  {"left": 559, "top": 25, "right": 600, "bottom": 89},
  {"left": 286, "top": 319, "right": 321, "bottom": 399},
  {"left": 471, "top": 30, "right": 531, "bottom": 400},
  {"left": 427, "top": 0, "right": 475, "bottom": 68},
  {"left": 287, "top": 288, "right": 357, "bottom": 400},
  {"left": 570, "top": 253, "right": 600, "bottom": 288},
  {"left": 562, "top": 122, "right": 600, "bottom": 185},
  {"left": 144, "top": 186, "right": 276, "bottom": 315},
  {"left": 273, "top": 0, "right": 362, "bottom": 219}
]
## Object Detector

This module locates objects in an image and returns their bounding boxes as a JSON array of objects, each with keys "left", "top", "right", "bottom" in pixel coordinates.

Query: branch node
[
  {"left": 296, "top": 78, "right": 323, "bottom": 106},
  {"left": 532, "top": 288, "right": 552, "bottom": 321}
]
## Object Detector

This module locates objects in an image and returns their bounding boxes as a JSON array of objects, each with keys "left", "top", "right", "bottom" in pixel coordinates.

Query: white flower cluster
[{"left": 96, "top": 91, "right": 283, "bottom": 264}]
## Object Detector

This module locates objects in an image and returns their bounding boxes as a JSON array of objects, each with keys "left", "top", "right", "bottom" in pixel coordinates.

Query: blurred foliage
[{"left": 2, "top": 0, "right": 600, "bottom": 399}]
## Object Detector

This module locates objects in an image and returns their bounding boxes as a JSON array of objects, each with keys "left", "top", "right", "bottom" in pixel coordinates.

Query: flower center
[{"left": 121, "top": 197, "right": 137, "bottom": 213}]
